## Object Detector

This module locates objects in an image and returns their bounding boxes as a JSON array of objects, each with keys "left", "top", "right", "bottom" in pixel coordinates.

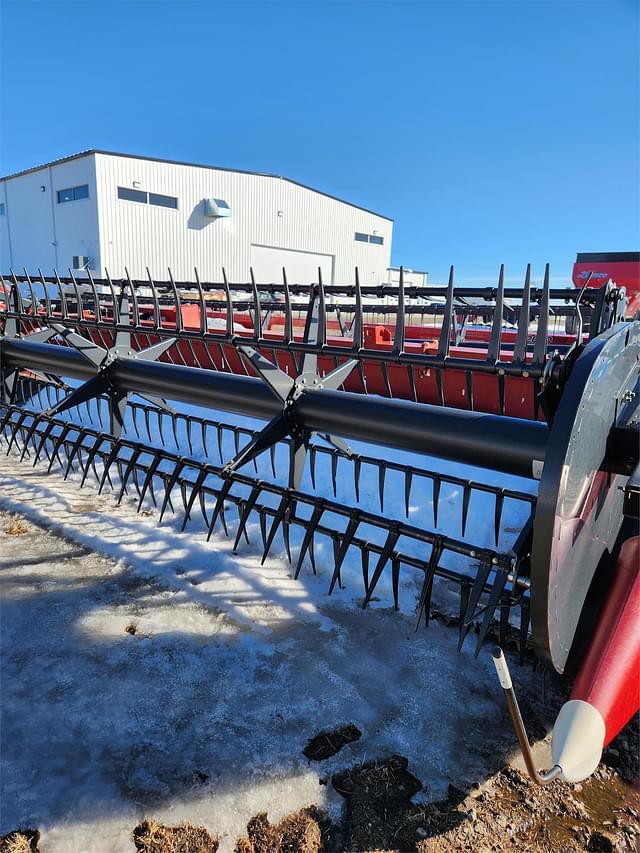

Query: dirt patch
[
  {"left": 0, "top": 830, "right": 40, "bottom": 853},
  {"left": 234, "top": 809, "right": 326, "bottom": 853},
  {"left": 303, "top": 724, "right": 362, "bottom": 760},
  {"left": 3, "top": 516, "right": 29, "bottom": 536},
  {"left": 331, "top": 753, "right": 425, "bottom": 851},
  {"left": 415, "top": 765, "right": 640, "bottom": 853},
  {"left": 133, "top": 819, "right": 218, "bottom": 853}
]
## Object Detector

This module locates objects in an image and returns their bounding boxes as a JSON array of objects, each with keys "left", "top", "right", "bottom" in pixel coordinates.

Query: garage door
[{"left": 250, "top": 244, "right": 334, "bottom": 284}]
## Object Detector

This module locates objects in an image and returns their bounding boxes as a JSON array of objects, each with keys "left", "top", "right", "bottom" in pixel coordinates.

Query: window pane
[
  {"left": 369, "top": 235, "right": 384, "bottom": 245},
  {"left": 0, "top": 203, "right": 5, "bottom": 215},
  {"left": 214, "top": 198, "right": 230, "bottom": 209},
  {"left": 149, "top": 192, "right": 178, "bottom": 209},
  {"left": 118, "top": 186, "right": 147, "bottom": 203},
  {"left": 354, "top": 232, "right": 369, "bottom": 243},
  {"left": 57, "top": 188, "right": 74, "bottom": 203},
  {"left": 73, "top": 184, "right": 89, "bottom": 200}
]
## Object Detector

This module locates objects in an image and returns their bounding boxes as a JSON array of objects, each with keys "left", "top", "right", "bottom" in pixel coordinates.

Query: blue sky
[{"left": 1, "top": 0, "right": 638, "bottom": 284}]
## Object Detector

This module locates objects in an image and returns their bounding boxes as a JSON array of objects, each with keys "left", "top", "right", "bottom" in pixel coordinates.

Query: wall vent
[{"left": 204, "top": 198, "right": 231, "bottom": 218}]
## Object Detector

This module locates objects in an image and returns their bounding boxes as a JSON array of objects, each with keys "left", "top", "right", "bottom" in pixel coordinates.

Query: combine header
[{"left": 1, "top": 263, "right": 638, "bottom": 786}]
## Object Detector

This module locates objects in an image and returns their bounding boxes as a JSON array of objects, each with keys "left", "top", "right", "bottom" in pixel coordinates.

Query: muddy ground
[{"left": 1, "top": 510, "right": 638, "bottom": 853}]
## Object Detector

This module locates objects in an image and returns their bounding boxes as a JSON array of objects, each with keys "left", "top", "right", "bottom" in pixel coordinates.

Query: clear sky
[{"left": 1, "top": 0, "right": 638, "bottom": 284}]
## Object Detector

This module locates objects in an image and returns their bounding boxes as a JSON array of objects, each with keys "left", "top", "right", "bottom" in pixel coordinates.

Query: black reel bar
[{"left": 1, "top": 272, "right": 637, "bottom": 671}]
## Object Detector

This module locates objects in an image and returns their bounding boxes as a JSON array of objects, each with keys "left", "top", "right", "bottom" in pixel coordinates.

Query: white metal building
[{"left": 0, "top": 150, "right": 393, "bottom": 284}]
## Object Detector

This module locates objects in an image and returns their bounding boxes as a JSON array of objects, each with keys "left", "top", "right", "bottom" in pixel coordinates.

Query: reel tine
[
  {"left": 33, "top": 420, "right": 56, "bottom": 466},
  {"left": 487, "top": 264, "right": 505, "bottom": 364},
  {"left": 437, "top": 266, "right": 455, "bottom": 359},
  {"left": 181, "top": 467, "right": 208, "bottom": 529},
  {"left": 494, "top": 491, "right": 505, "bottom": 547},
  {"left": 352, "top": 268, "right": 363, "bottom": 352},
  {"left": 206, "top": 478, "right": 233, "bottom": 540},
  {"left": 250, "top": 268, "right": 262, "bottom": 341},
  {"left": 19, "top": 416, "right": 41, "bottom": 462},
  {"left": 80, "top": 434, "right": 104, "bottom": 487},
  {"left": 457, "top": 580, "right": 472, "bottom": 651},
  {"left": 270, "top": 443, "right": 277, "bottom": 478},
  {"left": 474, "top": 568, "right": 509, "bottom": 656},
  {"left": 461, "top": 482, "right": 472, "bottom": 537},
  {"left": 392, "top": 267, "right": 405, "bottom": 355},
  {"left": 294, "top": 503, "right": 323, "bottom": 579},
  {"left": 331, "top": 451, "right": 338, "bottom": 497},
  {"left": 512, "top": 264, "right": 531, "bottom": 365},
  {"left": 48, "top": 425, "right": 72, "bottom": 473},
  {"left": 97, "top": 443, "right": 120, "bottom": 494},
  {"left": 404, "top": 469, "right": 412, "bottom": 517},
  {"left": 463, "top": 560, "right": 492, "bottom": 627},
  {"left": 171, "top": 412, "right": 179, "bottom": 447},
  {"left": 258, "top": 508, "right": 268, "bottom": 550},
  {"left": 282, "top": 268, "right": 293, "bottom": 346},
  {"left": 5, "top": 410, "right": 29, "bottom": 456},
  {"left": 261, "top": 491, "right": 291, "bottom": 564},
  {"left": 233, "top": 482, "right": 262, "bottom": 552},
  {"left": 234, "top": 501, "right": 250, "bottom": 545},
  {"left": 432, "top": 475, "right": 441, "bottom": 528},
  {"left": 116, "top": 446, "right": 143, "bottom": 505},
  {"left": 282, "top": 499, "right": 295, "bottom": 564},
  {"left": 391, "top": 555, "right": 401, "bottom": 610},
  {"left": 63, "top": 431, "right": 86, "bottom": 480},
  {"left": 532, "top": 263, "right": 551, "bottom": 367},
  {"left": 159, "top": 459, "right": 185, "bottom": 522},
  {"left": 328, "top": 513, "right": 359, "bottom": 594},
  {"left": 222, "top": 268, "right": 234, "bottom": 339},
  {"left": 217, "top": 424, "right": 224, "bottom": 462},
  {"left": 193, "top": 267, "right": 207, "bottom": 337},
  {"left": 353, "top": 456, "right": 362, "bottom": 503},
  {"left": 186, "top": 417, "right": 194, "bottom": 456},
  {"left": 137, "top": 452, "right": 162, "bottom": 510},
  {"left": 201, "top": 421, "right": 208, "bottom": 456},
  {"left": 361, "top": 545, "right": 370, "bottom": 591},
  {"left": 415, "top": 538, "right": 443, "bottom": 628},
  {"left": 309, "top": 445, "right": 317, "bottom": 489},
  {"left": 363, "top": 526, "right": 399, "bottom": 607},
  {"left": 317, "top": 268, "right": 327, "bottom": 348},
  {"left": 378, "top": 463, "right": 386, "bottom": 512}
]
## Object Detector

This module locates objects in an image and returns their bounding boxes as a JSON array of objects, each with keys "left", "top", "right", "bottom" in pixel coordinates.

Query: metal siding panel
[
  {"left": 95, "top": 153, "right": 392, "bottom": 283},
  {"left": 0, "top": 155, "right": 100, "bottom": 275}
]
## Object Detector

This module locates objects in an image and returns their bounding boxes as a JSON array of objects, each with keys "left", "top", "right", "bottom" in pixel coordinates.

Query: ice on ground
[{"left": 0, "top": 443, "right": 538, "bottom": 853}]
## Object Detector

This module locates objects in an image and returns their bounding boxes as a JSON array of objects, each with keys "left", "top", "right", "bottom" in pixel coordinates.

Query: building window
[
  {"left": 149, "top": 191, "right": 178, "bottom": 209},
  {"left": 0, "top": 203, "right": 5, "bottom": 215},
  {"left": 118, "top": 186, "right": 178, "bottom": 208},
  {"left": 355, "top": 231, "right": 384, "bottom": 245},
  {"left": 72, "top": 255, "right": 95, "bottom": 270},
  {"left": 118, "top": 186, "right": 148, "bottom": 203},
  {"left": 57, "top": 184, "right": 89, "bottom": 203}
]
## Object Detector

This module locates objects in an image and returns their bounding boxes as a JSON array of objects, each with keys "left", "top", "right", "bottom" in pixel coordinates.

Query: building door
[{"left": 250, "top": 244, "right": 334, "bottom": 284}]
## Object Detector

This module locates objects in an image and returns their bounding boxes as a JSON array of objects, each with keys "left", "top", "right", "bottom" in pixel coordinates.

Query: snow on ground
[{"left": 0, "top": 416, "right": 540, "bottom": 853}]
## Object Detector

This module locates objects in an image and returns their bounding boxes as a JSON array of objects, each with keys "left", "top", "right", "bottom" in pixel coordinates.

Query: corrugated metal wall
[
  {"left": 1, "top": 156, "right": 101, "bottom": 274},
  {"left": 95, "top": 153, "right": 392, "bottom": 283}
]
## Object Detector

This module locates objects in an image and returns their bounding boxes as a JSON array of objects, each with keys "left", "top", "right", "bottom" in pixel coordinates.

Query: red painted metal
[
  {"left": 572, "top": 252, "right": 640, "bottom": 319},
  {"left": 571, "top": 536, "right": 640, "bottom": 745}
]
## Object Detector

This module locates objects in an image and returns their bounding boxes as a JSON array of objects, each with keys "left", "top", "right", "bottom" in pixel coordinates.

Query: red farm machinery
[{"left": 1, "top": 254, "right": 638, "bottom": 785}]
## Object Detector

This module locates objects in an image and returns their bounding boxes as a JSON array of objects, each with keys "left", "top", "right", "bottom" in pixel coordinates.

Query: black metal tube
[{"left": 2, "top": 338, "right": 547, "bottom": 477}]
